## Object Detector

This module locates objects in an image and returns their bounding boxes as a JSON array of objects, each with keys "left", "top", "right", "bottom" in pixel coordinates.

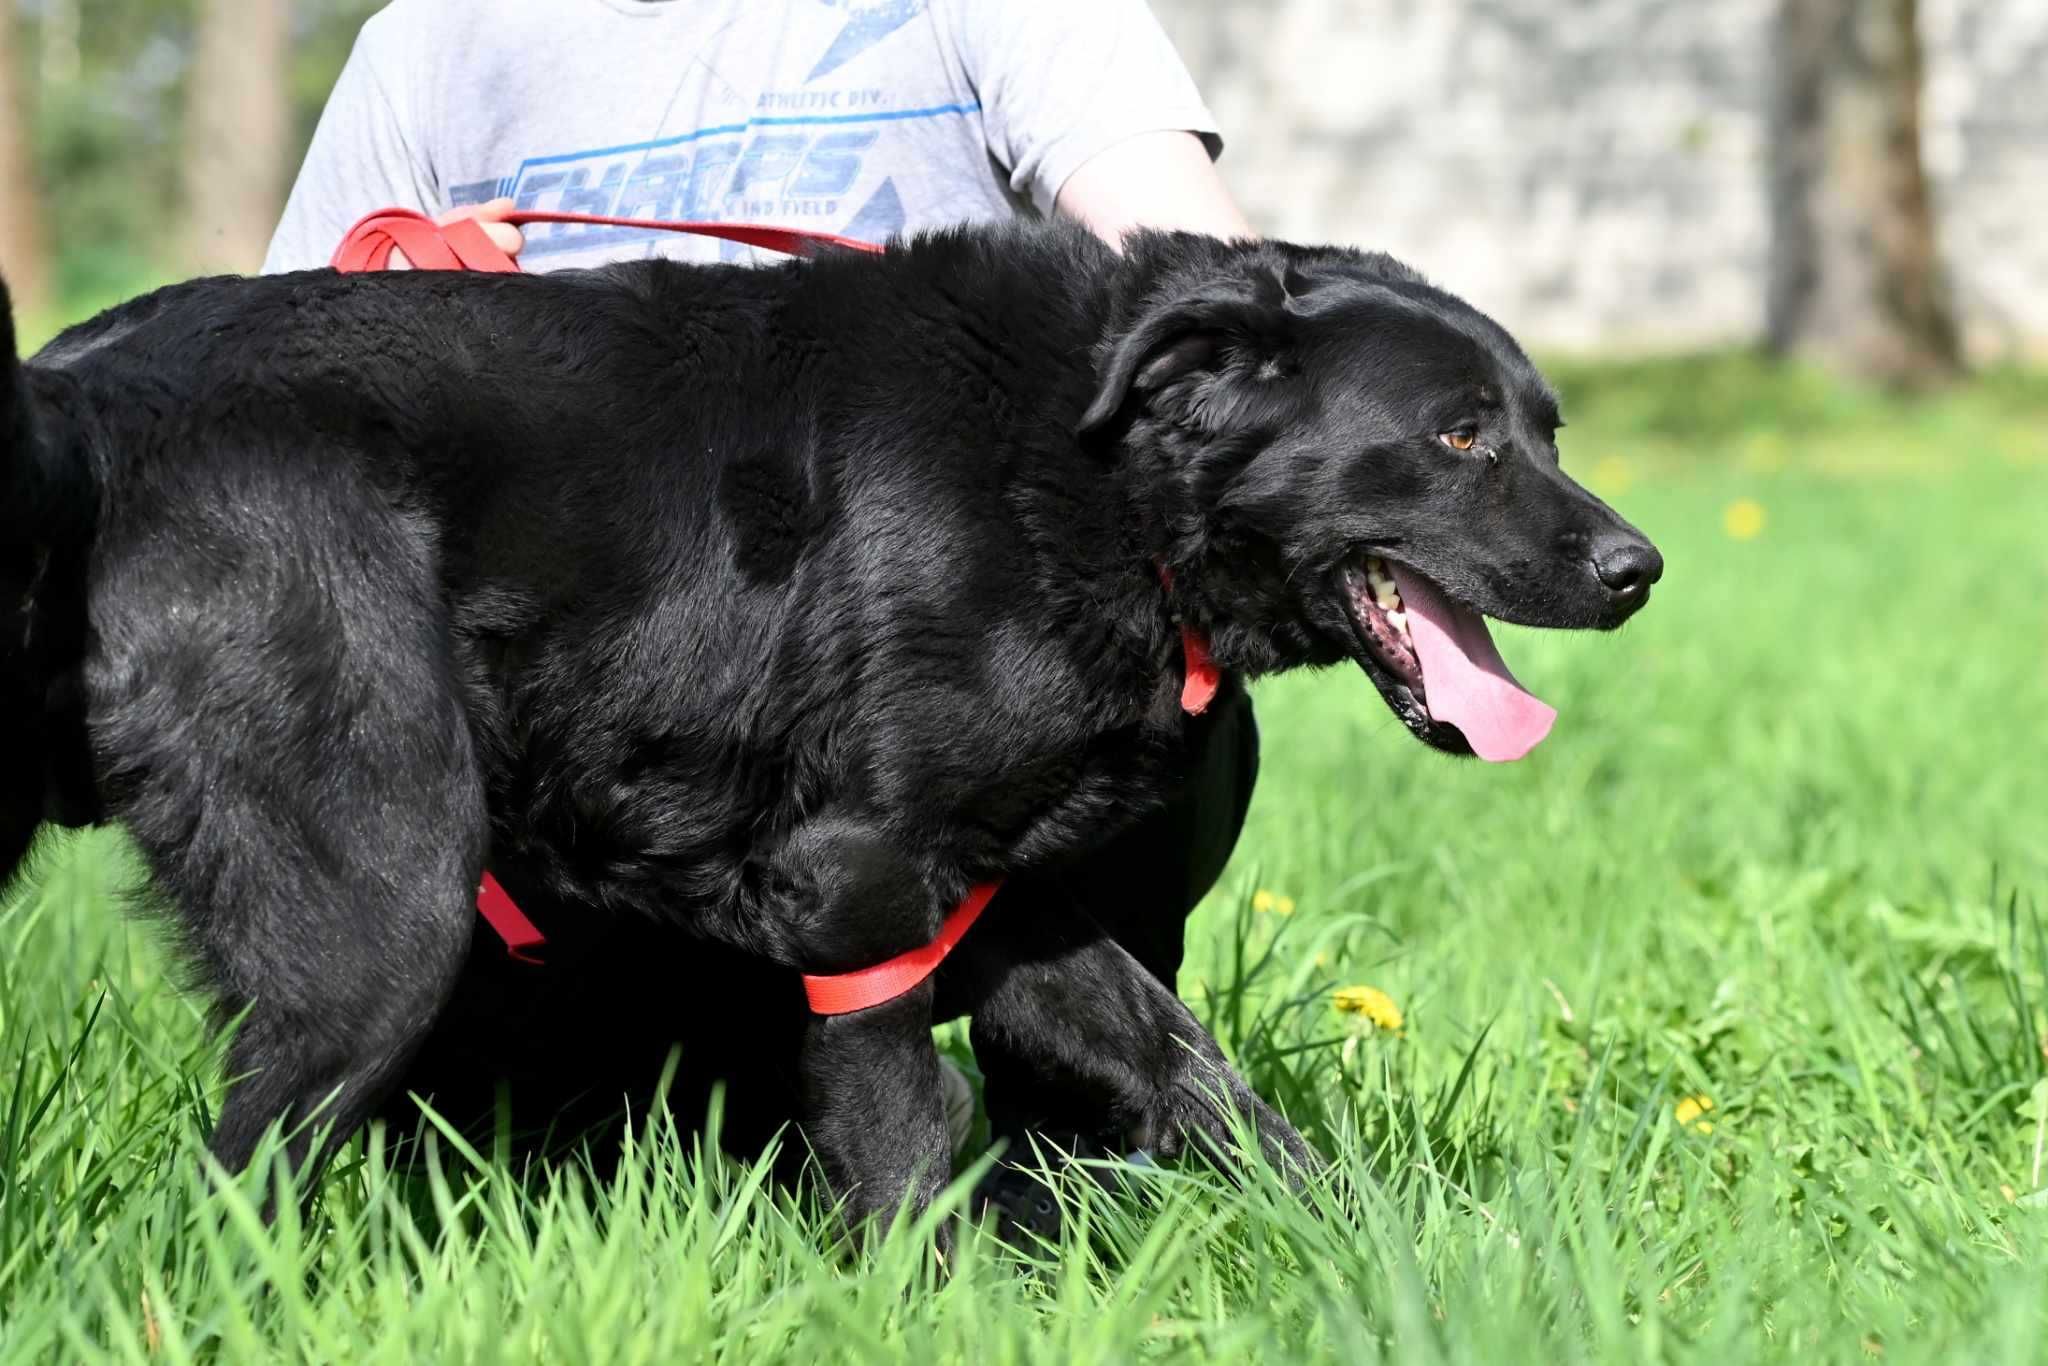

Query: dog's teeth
[
  {"left": 1361, "top": 557, "right": 1405, "bottom": 614},
  {"left": 1387, "top": 608, "right": 1408, "bottom": 634}
]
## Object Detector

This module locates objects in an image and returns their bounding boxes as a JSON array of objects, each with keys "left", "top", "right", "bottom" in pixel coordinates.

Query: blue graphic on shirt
[
  {"left": 841, "top": 178, "right": 905, "bottom": 241},
  {"left": 807, "top": 0, "right": 927, "bottom": 83},
  {"left": 449, "top": 102, "right": 972, "bottom": 260}
]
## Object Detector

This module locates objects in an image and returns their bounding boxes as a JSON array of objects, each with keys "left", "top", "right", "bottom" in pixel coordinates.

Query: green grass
[{"left": 3, "top": 358, "right": 2047, "bottom": 1363}]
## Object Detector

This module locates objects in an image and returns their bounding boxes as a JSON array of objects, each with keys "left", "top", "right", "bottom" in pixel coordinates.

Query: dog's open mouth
[
  {"left": 1342, "top": 557, "right": 1426, "bottom": 692},
  {"left": 1339, "top": 555, "right": 1558, "bottom": 762}
]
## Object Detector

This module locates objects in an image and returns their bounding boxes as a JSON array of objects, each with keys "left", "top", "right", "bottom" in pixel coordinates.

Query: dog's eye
[{"left": 1438, "top": 429, "right": 1478, "bottom": 452}]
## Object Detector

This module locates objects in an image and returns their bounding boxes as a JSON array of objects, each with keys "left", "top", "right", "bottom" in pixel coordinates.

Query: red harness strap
[
  {"left": 802, "top": 882, "right": 1002, "bottom": 1015},
  {"left": 475, "top": 871, "right": 546, "bottom": 966},
  {"left": 328, "top": 207, "right": 1221, "bottom": 1011}
]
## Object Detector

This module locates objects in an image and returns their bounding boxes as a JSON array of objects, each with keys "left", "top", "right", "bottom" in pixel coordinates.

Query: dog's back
[{"left": 2, "top": 224, "right": 1162, "bottom": 945}]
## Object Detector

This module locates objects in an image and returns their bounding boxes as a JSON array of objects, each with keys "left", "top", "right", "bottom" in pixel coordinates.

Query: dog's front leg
[
  {"left": 959, "top": 912, "right": 1320, "bottom": 1188},
  {"left": 799, "top": 979, "right": 951, "bottom": 1235},
  {"left": 753, "top": 816, "right": 953, "bottom": 1238}
]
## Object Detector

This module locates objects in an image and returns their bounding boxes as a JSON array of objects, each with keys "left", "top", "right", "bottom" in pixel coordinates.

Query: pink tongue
[{"left": 1388, "top": 565, "right": 1557, "bottom": 762}]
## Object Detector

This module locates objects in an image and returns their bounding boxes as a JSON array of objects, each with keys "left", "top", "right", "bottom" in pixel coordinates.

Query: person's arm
[
  {"left": 1055, "top": 130, "right": 1254, "bottom": 244},
  {"left": 944, "top": 0, "right": 1249, "bottom": 245},
  {"left": 264, "top": 14, "right": 519, "bottom": 272}
]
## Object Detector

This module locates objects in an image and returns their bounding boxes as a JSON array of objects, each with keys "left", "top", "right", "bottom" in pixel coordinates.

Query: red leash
[
  {"left": 328, "top": 206, "right": 1218, "bottom": 1013},
  {"left": 331, "top": 206, "right": 880, "bottom": 275}
]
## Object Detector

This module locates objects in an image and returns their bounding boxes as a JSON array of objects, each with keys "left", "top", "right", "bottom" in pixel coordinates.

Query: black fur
[{"left": 0, "top": 222, "right": 1658, "bottom": 1225}]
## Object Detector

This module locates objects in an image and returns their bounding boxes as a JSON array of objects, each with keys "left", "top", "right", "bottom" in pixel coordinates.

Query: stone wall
[{"left": 1150, "top": 0, "right": 2048, "bottom": 355}]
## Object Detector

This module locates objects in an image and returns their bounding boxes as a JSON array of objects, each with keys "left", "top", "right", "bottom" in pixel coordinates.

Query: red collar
[
  {"left": 1179, "top": 626, "right": 1221, "bottom": 715},
  {"left": 333, "top": 206, "right": 1224, "bottom": 1010}
]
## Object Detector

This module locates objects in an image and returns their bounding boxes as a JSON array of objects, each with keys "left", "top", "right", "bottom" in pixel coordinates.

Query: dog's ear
[{"left": 1077, "top": 272, "right": 1295, "bottom": 436}]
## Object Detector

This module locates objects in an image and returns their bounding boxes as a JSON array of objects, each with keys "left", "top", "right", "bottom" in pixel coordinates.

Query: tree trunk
[
  {"left": 1766, "top": 0, "right": 1962, "bottom": 389},
  {"left": 0, "top": 7, "right": 50, "bottom": 318},
  {"left": 182, "top": 0, "right": 291, "bottom": 275}
]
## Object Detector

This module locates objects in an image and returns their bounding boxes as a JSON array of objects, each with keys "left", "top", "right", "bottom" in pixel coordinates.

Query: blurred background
[{"left": 4, "top": 0, "right": 2047, "bottom": 384}]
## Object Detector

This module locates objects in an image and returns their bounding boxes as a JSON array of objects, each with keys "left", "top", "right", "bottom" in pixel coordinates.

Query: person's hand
[{"left": 388, "top": 197, "right": 524, "bottom": 269}]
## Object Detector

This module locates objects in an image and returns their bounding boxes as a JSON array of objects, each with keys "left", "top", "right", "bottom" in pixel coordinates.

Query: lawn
[{"left": 2, "top": 353, "right": 2046, "bottom": 1363}]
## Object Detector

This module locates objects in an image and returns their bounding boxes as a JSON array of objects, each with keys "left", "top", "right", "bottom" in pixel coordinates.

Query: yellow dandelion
[
  {"left": 1276, "top": 895, "right": 1296, "bottom": 915},
  {"left": 1252, "top": 889, "right": 1276, "bottom": 913},
  {"left": 1722, "top": 498, "right": 1765, "bottom": 541},
  {"left": 1674, "top": 1094, "right": 1716, "bottom": 1134},
  {"left": 1590, "top": 456, "right": 1635, "bottom": 497},
  {"left": 1332, "top": 985, "right": 1404, "bottom": 1033}
]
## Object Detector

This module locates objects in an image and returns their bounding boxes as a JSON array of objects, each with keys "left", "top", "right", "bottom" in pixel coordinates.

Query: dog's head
[{"left": 1083, "top": 234, "right": 1662, "bottom": 761}]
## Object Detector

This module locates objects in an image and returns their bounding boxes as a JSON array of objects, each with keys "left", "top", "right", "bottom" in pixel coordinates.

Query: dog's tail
[{"left": 1, "top": 277, "right": 94, "bottom": 892}]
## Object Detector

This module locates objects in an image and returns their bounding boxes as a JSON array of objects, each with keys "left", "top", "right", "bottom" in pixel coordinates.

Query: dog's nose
[{"left": 1593, "top": 538, "right": 1663, "bottom": 614}]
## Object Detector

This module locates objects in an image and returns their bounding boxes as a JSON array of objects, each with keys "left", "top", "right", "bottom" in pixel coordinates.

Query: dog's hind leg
[{"left": 87, "top": 455, "right": 482, "bottom": 1182}]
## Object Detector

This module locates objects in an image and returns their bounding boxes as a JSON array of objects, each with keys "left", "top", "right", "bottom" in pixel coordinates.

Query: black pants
[{"left": 385, "top": 683, "right": 1259, "bottom": 1162}]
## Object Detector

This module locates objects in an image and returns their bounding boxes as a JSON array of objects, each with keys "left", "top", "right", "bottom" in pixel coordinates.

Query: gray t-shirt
[{"left": 264, "top": 0, "right": 1221, "bottom": 274}]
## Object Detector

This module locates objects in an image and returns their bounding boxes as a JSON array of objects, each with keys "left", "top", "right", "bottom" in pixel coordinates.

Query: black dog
[{"left": 1, "top": 222, "right": 1659, "bottom": 1224}]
